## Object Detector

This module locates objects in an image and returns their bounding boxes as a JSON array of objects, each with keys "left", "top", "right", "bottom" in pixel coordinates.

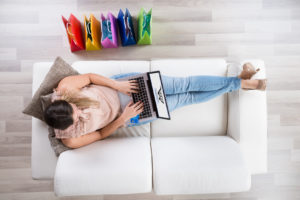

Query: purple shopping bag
[{"left": 101, "top": 12, "right": 118, "bottom": 48}]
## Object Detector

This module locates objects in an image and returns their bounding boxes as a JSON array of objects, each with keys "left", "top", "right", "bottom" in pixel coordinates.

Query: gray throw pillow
[
  {"left": 48, "top": 126, "right": 73, "bottom": 156},
  {"left": 40, "top": 92, "right": 53, "bottom": 111},
  {"left": 22, "top": 56, "right": 79, "bottom": 121}
]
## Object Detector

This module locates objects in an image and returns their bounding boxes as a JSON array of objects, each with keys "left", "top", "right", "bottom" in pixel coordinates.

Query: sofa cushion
[
  {"left": 32, "top": 60, "right": 151, "bottom": 179},
  {"left": 150, "top": 59, "right": 228, "bottom": 137},
  {"left": 151, "top": 136, "right": 251, "bottom": 194},
  {"left": 54, "top": 137, "right": 152, "bottom": 196}
]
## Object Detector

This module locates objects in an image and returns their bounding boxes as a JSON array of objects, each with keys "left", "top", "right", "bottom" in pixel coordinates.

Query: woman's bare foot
[
  {"left": 241, "top": 79, "right": 267, "bottom": 90},
  {"left": 238, "top": 63, "right": 260, "bottom": 80}
]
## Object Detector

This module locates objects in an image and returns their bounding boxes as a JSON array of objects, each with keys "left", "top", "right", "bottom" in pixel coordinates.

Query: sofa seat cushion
[
  {"left": 54, "top": 137, "right": 152, "bottom": 196},
  {"left": 151, "top": 136, "right": 251, "bottom": 195},
  {"left": 150, "top": 59, "right": 228, "bottom": 137},
  {"left": 32, "top": 60, "right": 151, "bottom": 179}
]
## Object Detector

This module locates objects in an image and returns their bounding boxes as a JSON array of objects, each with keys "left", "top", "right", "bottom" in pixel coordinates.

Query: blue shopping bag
[{"left": 117, "top": 8, "right": 136, "bottom": 46}]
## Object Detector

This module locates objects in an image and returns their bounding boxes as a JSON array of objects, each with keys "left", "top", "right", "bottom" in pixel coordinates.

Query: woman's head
[
  {"left": 43, "top": 100, "right": 75, "bottom": 130},
  {"left": 44, "top": 88, "right": 100, "bottom": 130}
]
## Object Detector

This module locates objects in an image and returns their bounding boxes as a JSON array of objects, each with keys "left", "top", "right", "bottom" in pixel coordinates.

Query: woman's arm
[
  {"left": 61, "top": 116, "right": 125, "bottom": 149},
  {"left": 57, "top": 73, "right": 118, "bottom": 91},
  {"left": 57, "top": 73, "right": 139, "bottom": 96},
  {"left": 61, "top": 130, "right": 102, "bottom": 149},
  {"left": 61, "top": 101, "right": 144, "bottom": 149}
]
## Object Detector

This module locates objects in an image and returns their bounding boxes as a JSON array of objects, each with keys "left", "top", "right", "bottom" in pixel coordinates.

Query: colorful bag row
[{"left": 62, "top": 8, "right": 152, "bottom": 52}]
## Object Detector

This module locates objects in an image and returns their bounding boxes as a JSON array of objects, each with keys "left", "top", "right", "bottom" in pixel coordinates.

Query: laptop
[{"left": 117, "top": 71, "right": 171, "bottom": 126}]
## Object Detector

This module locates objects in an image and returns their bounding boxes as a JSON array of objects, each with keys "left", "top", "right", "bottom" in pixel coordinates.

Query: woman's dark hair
[{"left": 43, "top": 100, "right": 74, "bottom": 130}]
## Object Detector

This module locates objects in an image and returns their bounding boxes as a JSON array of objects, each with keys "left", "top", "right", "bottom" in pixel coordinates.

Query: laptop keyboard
[{"left": 129, "top": 77, "right": 152, "bottom": 119}]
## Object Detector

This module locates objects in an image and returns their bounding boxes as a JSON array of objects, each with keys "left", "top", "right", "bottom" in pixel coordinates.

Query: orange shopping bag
[{"left": 84, "top": 14, "right": 101, "bottom": 51}]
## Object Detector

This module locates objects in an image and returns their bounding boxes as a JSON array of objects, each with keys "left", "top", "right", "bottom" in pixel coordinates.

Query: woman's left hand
[{"left": 115, "top": 80, "right": 139, "bottom": 96}]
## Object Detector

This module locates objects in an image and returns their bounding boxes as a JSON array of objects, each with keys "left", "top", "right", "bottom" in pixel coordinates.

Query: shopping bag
[
  {"left": 62, "top": 14, "right": 85, "bottom": 52},
  {"left": 117, "top": 8, "right": 136, "bottom": 46},
  {"left": 101, "top": 12, "right": 118, "bottom": 48},
  {"left": 84, "top": 14, "right": 101, "bottom": 51},
  {"left": 137, "top": 8, "right": 152, "bottom": 45}
]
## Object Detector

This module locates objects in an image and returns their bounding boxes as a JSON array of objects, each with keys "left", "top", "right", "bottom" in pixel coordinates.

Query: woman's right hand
[{"left": 120, "top": 101, "right": 144, "bottom": 123}]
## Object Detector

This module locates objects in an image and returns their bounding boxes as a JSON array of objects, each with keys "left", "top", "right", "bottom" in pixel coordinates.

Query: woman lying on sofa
[{"left": 43, "top": 63, "right": 266, "bottom": 149}]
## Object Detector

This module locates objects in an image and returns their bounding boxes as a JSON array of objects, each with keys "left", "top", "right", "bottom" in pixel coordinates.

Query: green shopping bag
[{"left": 137, "top": 8, "right": 152, "bottom": 45}]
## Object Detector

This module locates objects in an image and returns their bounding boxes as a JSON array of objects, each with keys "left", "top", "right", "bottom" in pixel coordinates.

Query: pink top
[{"left": 51, "top": 84, "right": 121, "bottom": 138}]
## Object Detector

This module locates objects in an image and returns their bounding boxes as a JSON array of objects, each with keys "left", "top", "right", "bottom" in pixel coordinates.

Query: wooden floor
[{"left": 1, "top": 0, "right": 300, "bottom": 199}]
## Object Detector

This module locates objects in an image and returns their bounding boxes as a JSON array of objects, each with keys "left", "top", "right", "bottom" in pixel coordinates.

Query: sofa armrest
[{"left": 227, "top": 60, "right": 268, "bottom": 174}]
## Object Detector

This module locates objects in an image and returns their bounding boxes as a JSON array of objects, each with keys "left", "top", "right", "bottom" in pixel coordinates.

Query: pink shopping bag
[{"left": 101, "top": 12, "right": 118, "bottom": 48}]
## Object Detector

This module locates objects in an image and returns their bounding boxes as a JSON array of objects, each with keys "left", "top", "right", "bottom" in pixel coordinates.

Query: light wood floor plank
[
  {"left": 0, "top": 191, "right": 59, "bottom": 200},
  {"left": 0, "top": 156, "right": 31, "bottom": 169}
]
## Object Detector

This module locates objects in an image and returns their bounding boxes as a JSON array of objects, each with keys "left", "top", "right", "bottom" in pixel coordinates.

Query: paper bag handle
[{"left": 66, "top": 22, "right": 79, "bottom": 46}]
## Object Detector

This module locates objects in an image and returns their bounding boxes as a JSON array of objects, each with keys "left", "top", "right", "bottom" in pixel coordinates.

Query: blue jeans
[{"left": 110, "top": 72, "right": 241, "bottom": 126}]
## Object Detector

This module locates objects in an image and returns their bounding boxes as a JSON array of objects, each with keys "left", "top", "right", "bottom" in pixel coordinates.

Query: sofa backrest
[{"left": 150, "top": 59, "right": 228, "bottom": 137}]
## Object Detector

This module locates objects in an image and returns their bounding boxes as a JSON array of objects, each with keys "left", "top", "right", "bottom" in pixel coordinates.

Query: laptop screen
[{"left": 148, "top": 71, "right": 170, "bottom": 119}]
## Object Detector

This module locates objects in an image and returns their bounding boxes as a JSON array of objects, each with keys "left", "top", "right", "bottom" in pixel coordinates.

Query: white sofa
[{"left": 31, "top": 59, "right": 267, "bottom": 197}]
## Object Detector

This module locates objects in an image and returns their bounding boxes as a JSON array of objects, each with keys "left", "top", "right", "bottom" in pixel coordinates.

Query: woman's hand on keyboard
[
  {"left": 120, "top": 101, "right": 144, "bottom": 123},
  {"left": 115, "top": 80, "right": 139, "bottom": 96}
]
